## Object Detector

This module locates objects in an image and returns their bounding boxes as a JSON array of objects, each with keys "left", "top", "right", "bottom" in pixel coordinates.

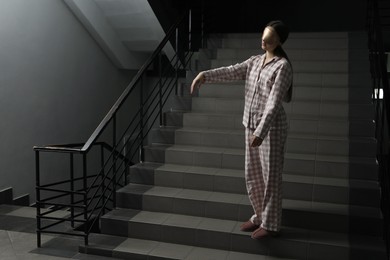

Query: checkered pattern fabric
[
  {"left": 203, "top": 54, "right": 292, "bottom": 231},
  {"left": 203, "top": 54, "right": 292, "bottom": 139},
  {"left": 246, "top": 127, "right": 287, "bottom": 231}
]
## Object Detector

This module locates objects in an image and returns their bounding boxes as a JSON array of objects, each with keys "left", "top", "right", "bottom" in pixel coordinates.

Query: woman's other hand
[{"left": 250, "top": 135, "right": 263, "bottom": 147}]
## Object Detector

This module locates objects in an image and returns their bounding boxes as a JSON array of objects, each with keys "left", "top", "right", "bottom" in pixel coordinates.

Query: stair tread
[
  {"left": 151, "top": 162, "right": 378, "bottom": 188},
  {"left": 102, "top": 208, "right": 384, "bottom": 248},
  {"left": 175, "top": 126, "right": 376, "bottom": 142},
  {"left": 184, "top": 111, "right": 372, "bottom": 121},
  {"left": 83, "top": 233, "right": 278, "bottom": 259},
  {"left": 194, "top": 95, "right": 370, "bottom": 105},
  {"left": 160, "top": 143, "right": 376, "bottom": 163},
  {"left": 118, "top": 183, "right": 381, "bottom": 218}
]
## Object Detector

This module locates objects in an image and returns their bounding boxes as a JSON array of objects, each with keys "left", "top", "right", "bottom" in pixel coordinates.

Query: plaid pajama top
[{"left": 203, "top": 54, "right": 293, "bottom": 140}]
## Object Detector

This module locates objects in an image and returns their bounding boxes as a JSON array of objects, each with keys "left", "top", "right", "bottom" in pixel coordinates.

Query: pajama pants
[{"left": 245, "top": 126, "right": 287, "bottom": 232}]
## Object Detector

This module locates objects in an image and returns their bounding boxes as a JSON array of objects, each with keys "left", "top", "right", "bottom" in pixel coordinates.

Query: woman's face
[{"left": 261, "top": 27, "right": 280, "bottom": 52}]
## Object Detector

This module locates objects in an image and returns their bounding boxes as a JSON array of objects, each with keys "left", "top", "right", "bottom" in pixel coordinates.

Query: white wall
[{"left": 0, "top": 0, "right": 135, "bottom": 202}]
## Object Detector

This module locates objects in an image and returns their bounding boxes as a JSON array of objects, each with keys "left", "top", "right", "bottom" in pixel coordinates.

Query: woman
[{"left": 190, "top": 20, "right": 293, "bottom": 239}]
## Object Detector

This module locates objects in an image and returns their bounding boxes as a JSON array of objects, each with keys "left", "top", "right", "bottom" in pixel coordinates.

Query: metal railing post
[
  {"left": 100, "top": 144, "right": 106, "bottom": 214},
  {"left": 70, "top": 153, "right": 75, "bottom": 228},
  {"left": 112, "top": 115, "right": 117, "bottom": 208},
  {"left": 189, "top": 9, "right": 192, "bottom": 52},
  {"left": 82, "top": 153, "right": 88, "bottom": 245},
  {"left": 201, "top": 0, "right": 205, "bottom": 48},
  {"left": 175, "top": 27, "right": 179, "bottom": 95},
  {"left": 159, "top": 52, "right": 163, "bottom": 126},
  {"left": 35, "top": 151, "right": 41, "bottom": 248},
  {"left": 139, "top": 79, "right": 145, "bottom": 163}
]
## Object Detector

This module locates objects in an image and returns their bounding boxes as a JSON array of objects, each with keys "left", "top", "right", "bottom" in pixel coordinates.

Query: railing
[
  {"left": 34, "top": 8, "right": 202, "bottom": 246},
  {"left": 367, "top": 0, "right": 390, "bottom": 258}
]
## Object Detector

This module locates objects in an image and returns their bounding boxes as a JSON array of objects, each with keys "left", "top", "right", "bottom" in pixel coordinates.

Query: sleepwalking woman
[{"left": 190, "top": 20, "right": 293, "bottom": 239}]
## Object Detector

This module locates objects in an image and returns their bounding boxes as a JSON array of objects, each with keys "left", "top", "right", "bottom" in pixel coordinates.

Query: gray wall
[{"left": 0, "top": 0, "right": 135, "bottom": 202}]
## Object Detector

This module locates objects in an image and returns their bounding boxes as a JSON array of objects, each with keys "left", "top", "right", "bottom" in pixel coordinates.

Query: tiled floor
[{"left": 0, "top": 204, "right": 122, "bottom": 260}]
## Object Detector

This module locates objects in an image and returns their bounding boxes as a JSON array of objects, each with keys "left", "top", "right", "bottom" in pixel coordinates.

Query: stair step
[
  {"left": 181, "top": 111, "right": 374, "bottom": 138},
  {"left": 173, "top": 126, "right": 376, "bottom": 157},
  {"left": 144, "top": 143, "right": 378, "bottom": 181},
  {"left": 183, "top": 110, "right": 374, "bottom": 132},
  {"left": 129, "top": 162, "right": 380, "bottom": 207},
  {"left": 199, "top": 84, "right": 353, "bottom": 103},
  {"left": 117, "top": 181, "right": 381, "bottom": 226},
  {"left": 81, "top": 233, "right": 271, "bottom": 260},
  {"left": 192, "top": 96, "right": 374, "bottom": 118},
  {"left": 100, "top": 208, "right": 385, "bottom": 259},
  {"left": 162, "top": 143, "right": 374, "bottom": 169}
]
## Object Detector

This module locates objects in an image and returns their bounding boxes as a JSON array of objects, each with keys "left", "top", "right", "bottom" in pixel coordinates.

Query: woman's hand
[
  {"left": 250, "top": 135, "right": 263, "bottom": 147},
  {"left": 190, "top": 72, "right": 205, "bottom": 94}
]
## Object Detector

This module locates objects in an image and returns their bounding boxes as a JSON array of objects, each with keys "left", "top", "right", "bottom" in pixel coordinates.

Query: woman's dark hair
[
  {"left": 274, "top": 45, "right": 293, "bottom": 102},
  {"left": 266, "top": 20, "right": 293, "bottom": 103}
]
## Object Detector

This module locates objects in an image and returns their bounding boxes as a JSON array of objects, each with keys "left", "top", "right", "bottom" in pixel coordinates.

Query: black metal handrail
[
  {"left": 34, "top": 8, "right": 202, "bottom": 247},
  {"left": 367, "top": 0, "right": 390, "bottom": 259}
]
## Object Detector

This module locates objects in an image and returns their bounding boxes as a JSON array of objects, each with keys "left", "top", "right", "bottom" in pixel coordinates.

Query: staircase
[{"left": 80, "top": 32, "right": 387, "bottom": 259}]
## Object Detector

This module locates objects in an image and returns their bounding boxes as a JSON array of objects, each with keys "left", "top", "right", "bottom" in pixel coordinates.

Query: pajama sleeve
[
  {"left": 202, "top": 56, "right": 254, "bottom": 83},
  {"left": 253, "top": 61, "right": 292, "bottom": 139}
]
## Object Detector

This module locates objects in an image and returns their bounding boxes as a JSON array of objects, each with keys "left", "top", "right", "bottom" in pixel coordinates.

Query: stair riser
[
  {"left": 144, "top": 146, "right": 166, "bottom": 163},
  {"left": 153, "top": 117, "right": 375, "bottom": 143},
  {"left": 184, "top": 109, "right": 374, "bottom": 130},
  {"left": 192, "top": 98, "right": 244, "bottom": 114},
  {"left": 153, "top": 168, "right": 246, "bottom": 194},
  {"left": 183, "top": 113, "right": 375, "bottom": 138},
  {"left": 198, "top": 84, "right": 244, "bottom": 99},
  {"left": 193, "top": 98, "right": 355, "bottom": 119},
  {"left": 150, "top": 128, "right": 176, "bottom": 144},
  {"left": 0, "top": 188, "right": 13, "bottom": 205},
  {"left": 283, "top": 209, "right": 382, "bottom": 236},
  {"left": 291, "top": 119, "right": 375, "bottom": 138},
  {"left": 164, "top": 148, "right": 244, "bottom": 170},
  {"left": 285, "top": 157, "right": 379, "bottom": 181},
  {"left": 294, "top": 72, "right": 348, "bottom": 86},
  {"left": 183, "top": 113, "right": 243, "bottom": 130},
  {"left": 174, "top": 130, "right": 376, "bottom": 157},
  {"left": 165, "top": 111, "right": 184, "bottom": 127},
  {"left": 174, "top": 130, "right": 245, "bottom": 149},
  {"left": 169, "top": 95, "right": 192, "bottom": 111},
  {"left": 164, "top": 148, "right": 375, "bottom": 172},
  {"left": 197, "top": 83, "right": 368, "bottom": 103}
]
